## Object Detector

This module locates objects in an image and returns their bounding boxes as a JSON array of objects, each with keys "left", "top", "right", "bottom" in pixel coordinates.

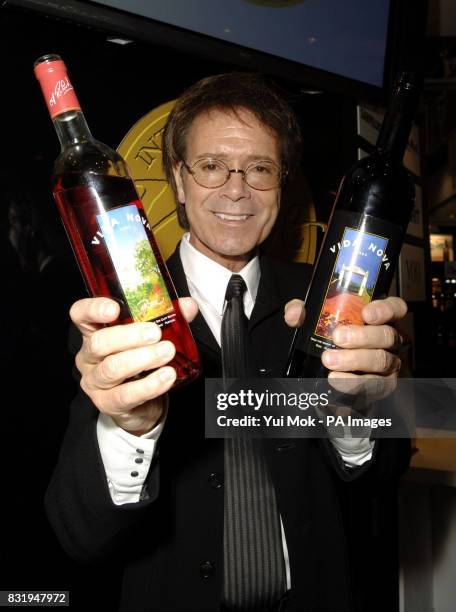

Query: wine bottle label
[
  {"left": 34, "top": 59, "right": 81, "bottom": 119},
  {"left": 95, "top": 203, "right": 176, "bottom": 325},
  {"left": 304, "top": 210, "right": 403, "bottom": 358}
]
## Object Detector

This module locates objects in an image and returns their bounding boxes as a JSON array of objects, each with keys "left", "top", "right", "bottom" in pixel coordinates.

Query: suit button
[
  {"left": 208, "top": 472, "right": 223, "bottom": 489},
  {"left": 200, "top": 561, "right": 214, "bottom": 578}
]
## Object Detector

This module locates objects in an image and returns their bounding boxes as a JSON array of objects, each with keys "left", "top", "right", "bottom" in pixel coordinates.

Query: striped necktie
[{"left": 221, "top": 274, "right": 286, "bottom": 610}]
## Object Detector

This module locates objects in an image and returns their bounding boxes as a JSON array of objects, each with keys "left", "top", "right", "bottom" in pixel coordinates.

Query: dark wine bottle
[
  {"left": 34, "top": 54, "right": 201, "bottom": 387},
  {"left": 286, "top": 72, "right": 421, "bottom": 378}
]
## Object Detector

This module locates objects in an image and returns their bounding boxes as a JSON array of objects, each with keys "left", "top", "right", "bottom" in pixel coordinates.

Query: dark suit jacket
[{"left": 46, "top": 247, "right": 411, "bottom": 612}]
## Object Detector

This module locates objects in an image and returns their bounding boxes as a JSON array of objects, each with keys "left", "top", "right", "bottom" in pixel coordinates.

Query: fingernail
[
  {"left": 157, "top": 343, "right": 174, "bottom": 358},
  {"left": 143, "top": 325, "right": 159, "bottom": 343},
  {"left": 289, "top": 305, "right": 302, "bottom": 321},
  {"left": 159, "top": 367, "right": 175, "bottom": 383},
  {"left": 334, "top": 328, "right": 350, "bottom": 345},
  {"left": 102, "top": 302, "right": 117, "bottom": 318},
  {"left": 323, "top": 350, "right": 340, "bottom": 367},
  {"left": 365, "top": 308, "right": 379, "bottom": 323}
]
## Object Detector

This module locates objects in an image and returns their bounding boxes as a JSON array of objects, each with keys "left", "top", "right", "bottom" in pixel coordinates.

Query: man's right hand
[{"left": 70, "top": 297, "right": 199, "bottom": 436}]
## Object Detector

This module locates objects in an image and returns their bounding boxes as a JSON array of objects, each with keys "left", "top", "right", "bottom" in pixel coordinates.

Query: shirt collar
[{"left": 179, "top": 232, "right": 260, "bottom": 316}]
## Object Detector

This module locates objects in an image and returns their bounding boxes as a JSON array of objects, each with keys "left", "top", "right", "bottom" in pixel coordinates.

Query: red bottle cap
[{"left": 34, "top": 55, "right": 81, "bottom": 119}]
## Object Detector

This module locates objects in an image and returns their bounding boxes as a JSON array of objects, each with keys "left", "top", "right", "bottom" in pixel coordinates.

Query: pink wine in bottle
[{"left": 34, "top": 54, "right": 201, "bottom": 387}]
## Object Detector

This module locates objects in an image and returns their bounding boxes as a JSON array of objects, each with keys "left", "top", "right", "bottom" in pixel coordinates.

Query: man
[{"left": 45, "top": 73, "right": 409, "bottom": 612}]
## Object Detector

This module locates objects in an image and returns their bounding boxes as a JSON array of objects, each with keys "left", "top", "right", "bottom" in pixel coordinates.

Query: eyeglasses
[{"left": 182, "top": 157, "right": 284, "bottom": 191}]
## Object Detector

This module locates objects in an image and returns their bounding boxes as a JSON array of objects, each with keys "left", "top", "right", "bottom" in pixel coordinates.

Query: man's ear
[{"left": 172, "top": 163, "right": 186, "bottom": 204}]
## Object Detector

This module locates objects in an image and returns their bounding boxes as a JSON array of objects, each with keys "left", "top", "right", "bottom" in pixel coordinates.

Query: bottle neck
[
  {"left": 376, "top": 83, "right": 419, "bottom": 162},
  {"left": 53, "top": 110, "right": 93, "bottom": 149}
]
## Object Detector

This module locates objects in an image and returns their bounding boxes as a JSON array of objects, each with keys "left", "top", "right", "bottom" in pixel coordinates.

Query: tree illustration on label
[
  {"left": 96, "top": 204, "right": 174, "bottom": 323},
  {"left": 315, "top": 227, "right": 388, "bottom": 340}
]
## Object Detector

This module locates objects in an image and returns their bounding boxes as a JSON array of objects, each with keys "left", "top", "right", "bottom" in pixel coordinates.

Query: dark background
[{"left": 0, "top": 1, "right": 443, "bottom": 610}]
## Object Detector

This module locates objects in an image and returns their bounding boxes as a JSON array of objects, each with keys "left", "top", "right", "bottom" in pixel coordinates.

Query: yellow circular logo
[{"left": 118, "top": 100, "right": 183, "bottom": 261}]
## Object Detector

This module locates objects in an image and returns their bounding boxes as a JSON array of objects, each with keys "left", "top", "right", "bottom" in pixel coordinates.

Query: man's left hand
[{"left": 284, "top": 296, "right": 406, "bottom": 379}]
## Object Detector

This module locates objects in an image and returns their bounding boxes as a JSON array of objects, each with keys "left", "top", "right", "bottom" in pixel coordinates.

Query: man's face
[{"left": 172, "top": 108, "right": 281, "bottom": 271}]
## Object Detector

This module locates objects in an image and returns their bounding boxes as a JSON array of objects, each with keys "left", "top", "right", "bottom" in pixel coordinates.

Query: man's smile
[{"left": 211, "top": 211, "right": 254, "bottom": 222}]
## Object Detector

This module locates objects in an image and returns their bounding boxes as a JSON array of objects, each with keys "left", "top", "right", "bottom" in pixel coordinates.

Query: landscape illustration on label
[
  {"left": 315, "top": 227, "right": 388, "bottom": 340},
  {"left": 96, "top": 204, "right": 173, "bottom": 323}
]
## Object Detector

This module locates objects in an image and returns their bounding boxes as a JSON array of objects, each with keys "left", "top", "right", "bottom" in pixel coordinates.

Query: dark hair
[{"left": 162, "top": 72, "right": 302, "bottom": 228}]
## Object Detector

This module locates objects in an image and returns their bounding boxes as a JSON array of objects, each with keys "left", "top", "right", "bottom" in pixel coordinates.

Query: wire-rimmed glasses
[{"left": 183, "top": 157, "right": 284, "bottom": 191}]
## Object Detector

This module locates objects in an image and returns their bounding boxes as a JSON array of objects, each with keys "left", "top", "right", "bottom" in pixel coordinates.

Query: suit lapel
[
  {"left": 248, "top": 254, "right": 284, "bottom": 331},
  {"left": 166, "top": 245, "right": 220, "bottom": 356}
]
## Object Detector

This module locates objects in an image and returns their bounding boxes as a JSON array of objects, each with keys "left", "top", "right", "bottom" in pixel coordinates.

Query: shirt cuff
[
  {"left": 329, "top": 431, "right": 375, "bottom": 467},
  {"left": 96, "top": 405, "right": 167, "bottom": 505}
]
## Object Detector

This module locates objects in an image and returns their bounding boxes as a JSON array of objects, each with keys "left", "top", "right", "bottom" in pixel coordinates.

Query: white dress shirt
[{"left": 96, "top": 233, "right": 375, "bottom": 587}]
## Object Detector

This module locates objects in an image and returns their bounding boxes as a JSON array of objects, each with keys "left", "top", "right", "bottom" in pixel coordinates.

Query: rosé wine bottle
[{"left": 34, "top": 54, "right": 201, "bottom": 387}]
